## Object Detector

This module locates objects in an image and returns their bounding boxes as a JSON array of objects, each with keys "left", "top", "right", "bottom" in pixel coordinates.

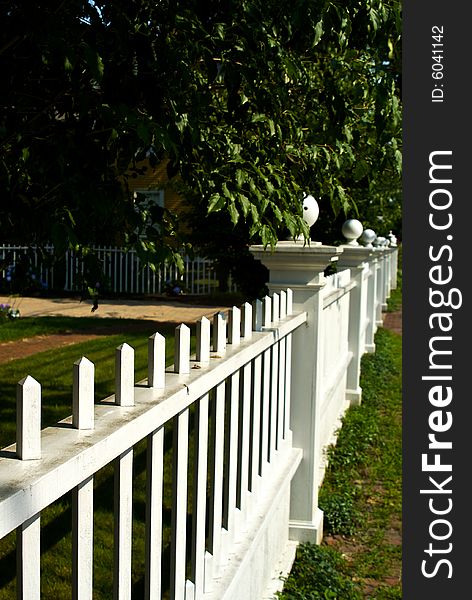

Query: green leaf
[
  {"left": 250, "top": 204, "right": 259, "bottom": 222},
  {"left": 222, "top": 182, "right": 233, "bottom": 200},
  {"left": 260, "top": 224, "right": 270, "bottom": 247},
  {"left": 238, "top": 194, "right": 250, "bottom": 217},
  {"left": 337, "top": 185, "right": 350, "bottom": 214},
  {"left": 208, "top": 193, "right": 224, "bottom": 213},
  {"left": 174, "top": 254, "right": 185, "bottom": 272},
  {"left": 214, "top": 23, "right": 225, "bottom": 40},
  {"left": 236, "top": 169, "right": 246, "bottom": 188},
  {"left": 265, "top": 180, "right": 275, "bottom": 195},
  {"left": 228, "top": 201, "right": 239, "bottom": 225},
  {"left": 64, "top": 57, "right": 73, "bottom": 72},
  {"left": 394, "top": 149, "right": 402, "bottom": 173},
  {"left": 272, "top": 204, "right": 283, "bottom": 222},
  {"left": 314, "top": 20, "right": 324, "bottom": 46}
]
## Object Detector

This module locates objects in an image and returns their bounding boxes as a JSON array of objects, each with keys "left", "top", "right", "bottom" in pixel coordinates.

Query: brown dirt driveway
[{"left": 0, "top": 295, "right": 233, "bottom": 364}]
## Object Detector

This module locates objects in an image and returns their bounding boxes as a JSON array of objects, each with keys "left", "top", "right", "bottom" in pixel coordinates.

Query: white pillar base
[
  {"left": 346, "top": 387, "right": 362, "bottom": 406},
  {"left": 289, "top": 508, "right": 324, "bottom": 544}
]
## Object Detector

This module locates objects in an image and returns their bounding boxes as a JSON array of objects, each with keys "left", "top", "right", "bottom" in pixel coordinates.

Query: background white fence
[
  {"left": 0, "top": 243, "right": 398, "bottom": 599},
  {"left": 0, "top": 245, "right": 234, "bottom": 295}
]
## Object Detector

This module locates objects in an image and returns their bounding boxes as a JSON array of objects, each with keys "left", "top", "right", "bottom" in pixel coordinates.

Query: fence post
[
  {"left": 337, "top": 246, "right": 373, "bottom": 406},
  {"left": 250, "top": 241, "right": 343, "bottom": 544},
  {"left": 365, "top": 252, "right": 378, "bottom": 353},
  {"left": 374, "top": 248, "right": 385, "bottom": 328},
  {"left": 384, "top": 248, "right": 393, "bottom": 301},
  {"left": 391, "top": 246, "right": 399, "bottom": 289}
]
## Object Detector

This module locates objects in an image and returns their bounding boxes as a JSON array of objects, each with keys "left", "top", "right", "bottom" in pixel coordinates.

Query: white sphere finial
[
  {"left": 359, "top": 228, "right": 376, "bottom": 248},
  {"left": 302, "top": 194, "right": 319, "bottom": 228},
  {"left": 341, "top": 219, "right": 363, "bottom": 246},
  {"left": 388, "top": 230, "right": 398, "bottom": 247},
  {"left": 294, "top": 193, "right": 321, "bottom": 244}
]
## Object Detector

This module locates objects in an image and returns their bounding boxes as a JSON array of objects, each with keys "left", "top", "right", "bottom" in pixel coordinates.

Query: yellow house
[{"left": 125, "top": 158, "right": 186, "bottom": 218}]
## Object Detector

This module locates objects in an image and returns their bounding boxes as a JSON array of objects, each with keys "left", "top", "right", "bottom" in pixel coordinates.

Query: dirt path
[
  {"left": 0, "top": 333, "right": 106, "bottom": 364},
  {"left": 0, "top": 307, "right": 402, "bottom": 365},
  {"left": 382, "top": 308, "right": 402, "bottom": 335},
  {"left": 0, "top": 296, "right": 233, "bottom": 364}
]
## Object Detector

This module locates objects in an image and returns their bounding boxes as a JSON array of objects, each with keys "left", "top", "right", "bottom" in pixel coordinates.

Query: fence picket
[
  {"left": 73, "top": 357, "right": 95, "bottom": 430},
  {"left": 272, "top": 292, "right": 280, "bottom": 322},
  {"left": 228, "top": 306, "right": 241, "bottom": 345},
  {"left": 148, "top": 332, "right": 166, "bottom": 388},
  {"left": 115, "top": 344, "right": 135, "bottom": 407},
  {"left": 196, "top": 317, "right": 211, "bottom": 364},
  {"left": 241, "top": 302, "right": 252, "bottom": 339},
  {"left": 284, "top": 334, "right": 293, "bottom": 440},
  {"left": 190, "top": 394, "right": 209, "bottom": 596},
  {"left": 113, "top": 448, "right": 134, "bottom": 600},
  {"left": 212, "top": 312, "right": 226, "bottom": 353},
  {"left": 145, "top": 427, "right": 164, "bottom": 599},
  {"left": 262, "top": 295, "right": 272, "bottom": 327},
  {"left": 252, "top": 299, "right": 263, "bottom": 332},
  {"left": 17, "top": 513, "right": 41, "bottom": 600},
  {"left": 250, "top": 355, "right": 262, "bottom": 497},
  {"left": 260, "top": 350, "right": 271, "bottom": 477},
  {"left": 277, "top": 337, "right": 286, "bottom": 449},
  {"left": 16, "top": 376, "right": 41, "bottom": 460},
  {"left": 175, "top": 324, "right": 191, "bottom": 374},
  {"left": 286, "top": 288, "right": 293, "bottom": 315},
  {"left": 206, "top": 382, "right": 225, "bottom": 586},
  {"left": 72, "top": 476, "right": 94, "bottom": 600},
  {"left": 270, "top": 343, "right": 279, "bottom": 461},
  {"left": 280, "top": 290, "right": 287, "bottom": 319},
  {"left": 223, "top": 372, "right": 239, "bottom": 546},
  {"left": 170, "top": 409, "right": 190, "bottom": 600},
  {"left": 237, "top": 362, "right": 251, "bottom": 520}
]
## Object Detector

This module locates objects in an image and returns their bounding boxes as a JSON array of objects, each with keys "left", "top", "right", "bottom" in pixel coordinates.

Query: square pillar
[
  {"left": 337, "top": 246, "right": 373, "bottom": 405},
  {"left": 365, "top": 253, "right": 378, "bottom": 353},
  {"left": 390, "top": 246, "right": 399, "bottom": 289},
  {"left": 374, "top": 248, "right": 385, "bottom": 325},
  {"left": 250, "top": 241, "right": 343, "bottom": 544}
]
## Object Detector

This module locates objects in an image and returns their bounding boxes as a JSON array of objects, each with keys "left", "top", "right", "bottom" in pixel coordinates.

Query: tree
[
  {"left": 178, "top": 0, "right": 402, "bottom": 289},
  {"left": 0, "top": 0, "right": 401, "bottom": 296}
]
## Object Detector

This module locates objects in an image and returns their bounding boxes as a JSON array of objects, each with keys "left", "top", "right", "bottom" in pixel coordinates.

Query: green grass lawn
[
  {"left": 0, "top": 319, "right": 181, "bottom": 449},
  {"left": 0, "top": 315, "right": 130, "bottom": 343}
]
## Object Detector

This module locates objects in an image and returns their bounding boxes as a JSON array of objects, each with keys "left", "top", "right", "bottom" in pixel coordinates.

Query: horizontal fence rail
[
  {"left": 0, "top": 245, "right": 236, "bottom": 296},
  {"left": 0, "top": 244, "right": 399, "bottom": 599}
]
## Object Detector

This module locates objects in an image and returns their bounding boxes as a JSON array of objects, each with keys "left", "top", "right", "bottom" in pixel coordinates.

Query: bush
[
  {"left": 319, "top": 489, "right": 359, "bottom": 536},
  {"left": 276, "top": 544, "right": 361, "bottom": 599}
]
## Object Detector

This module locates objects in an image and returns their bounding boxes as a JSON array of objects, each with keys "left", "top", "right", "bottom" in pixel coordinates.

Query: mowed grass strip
[
  {"left": 0, "top": 316, "right": 133, "bottom": 343},
  {"left": 0, "top": 322, "right": 180, "bottom": 449}
]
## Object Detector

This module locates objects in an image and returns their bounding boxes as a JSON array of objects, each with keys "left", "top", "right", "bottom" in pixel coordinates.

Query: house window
[
  {"left": 133, "top": 189, "right": 165, "bottom": 236},
  {"left": 134, "top": 189, "right": 164, "bottom": 209}
]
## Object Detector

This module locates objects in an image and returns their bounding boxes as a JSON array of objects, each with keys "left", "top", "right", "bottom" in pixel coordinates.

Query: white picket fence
[
  {"left": 0, "top": 245, "right": 232, "bottom": 295},
  {"left": 0, "top": 242, "right": 398, "bottom": 599}
]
